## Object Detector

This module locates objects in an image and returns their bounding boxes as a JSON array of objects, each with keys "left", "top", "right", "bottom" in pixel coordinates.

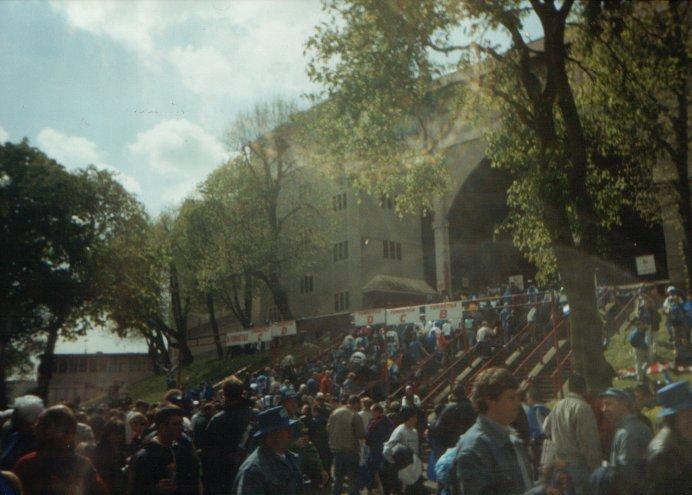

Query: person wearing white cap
[{"left": 662, "top": 285, "right": 688, "bottom": 365}]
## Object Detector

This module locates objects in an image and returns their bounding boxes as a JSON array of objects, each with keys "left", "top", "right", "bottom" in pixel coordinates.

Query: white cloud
[
  {"left": 168, "top": 45, "right": 236, "bottom": 97},
  {"left": 49, "top": 0, "right": 185, "bottom": 61},
  {"left": 36, "top": 127, "right": 141, "bottom": 194},
  {"left": 37, "top": 127, "right": 102, "bottom": 166},
  {"left": 128, "top": 118, "right": 227, "bottom": 176},
  {"left": 0, "top": 125, "right": 9, "bottom": 143},
  {"left": 51, "top": 1, "right": 325, "bottom": 106}
]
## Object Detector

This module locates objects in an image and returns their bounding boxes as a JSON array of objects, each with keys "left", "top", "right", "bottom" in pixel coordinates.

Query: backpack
[
  {"left": 668, "top": 301, "right": 685, "bottom": 325},
  {"left": 628, "top": 328, "right": 647, "bottom": 349}
]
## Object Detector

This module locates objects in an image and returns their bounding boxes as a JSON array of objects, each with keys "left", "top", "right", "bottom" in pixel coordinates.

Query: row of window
[
  {"left": 334, "top": 291, "right": 350, "bottom": 311},
  {"left": 333, "top": 192, "right": 396, "bottom": 211},
  {"left": 333, "top": 241, "right": 349, "bottom": 261},
  {"left": 333, "top": 240, "right": 404, "bottom": 262},
  {"left": 383, "top": 240, "right": 402, "bottom": 260},
  {"left": 332, "top": 192, "right": 348, "bottom": 211},
  {"left": 380, "top": 196, "right": 394, "bottom": 209},
  {"left": 300, "top": 275, "right": 314, "bottom": 293},
  {"left": 53, "top": 359, "right": 149, "bottom": 374}
]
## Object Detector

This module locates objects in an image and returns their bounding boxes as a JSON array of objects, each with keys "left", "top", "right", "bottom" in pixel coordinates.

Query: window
[
  {"left": 380, "top": 195, "right": 393, "bottom": 209},
  {"left": 79, "top": 359, "right": 87, "bottom": 372},
  {"left": 129, "top": 359, "right": 139, "bottom": 372},
  {"left": 58, "top": 360, "right": 67, "bottom": 373},
  {"left": 68, "top": 359, "right": 78, "bottom": 373},
  {"left": 332, "top": 192, "right": 347, "bottom": 211},
  {"left": 383, "top": 240, "right": 402, "bottom": 260},
  {"left": 268, "top": 306, "right": 279, "bottom": 322},
  {"left": 89, "top": 360, "right": 97, "bottom": 372},
  {"left": 300, "top": 229, "right": 313, "bottom": 245},
  {"left": 334, "top": 291, "right": 350, "bottom": 311},
  {"left": 333, "top": 241, "right": 348, "bottom": 262},
  {"left": 300, "top": 275, "right": 314, "bottom": 294}
]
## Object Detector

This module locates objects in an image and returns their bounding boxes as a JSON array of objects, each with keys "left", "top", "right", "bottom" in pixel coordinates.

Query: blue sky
[
  {"left": 1, "top": 1, "right": 542, "bottom": 355},
  {"left": 0, "top": 0, "right": 327, "bottom": 354},
  {"left": 0, "top": 0, "right": 326, "bottom": 215}
]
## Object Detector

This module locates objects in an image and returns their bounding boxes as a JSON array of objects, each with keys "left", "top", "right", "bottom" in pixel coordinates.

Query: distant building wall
[{"left": 48, "top": 353, "right": 153, "bottom": 404}]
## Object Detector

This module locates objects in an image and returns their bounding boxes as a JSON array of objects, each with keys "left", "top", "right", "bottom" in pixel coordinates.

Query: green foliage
[
  {"left": 195, "top": 100, "right": 334, "bottom": 321},
  {"left": 0, "top": 140, "right": 148, "bottom": 343}
]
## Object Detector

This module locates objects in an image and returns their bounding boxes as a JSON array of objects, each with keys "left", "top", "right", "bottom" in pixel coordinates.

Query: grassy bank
[{"left": 110, "top": 353, "right": 269, "bottom": 405}]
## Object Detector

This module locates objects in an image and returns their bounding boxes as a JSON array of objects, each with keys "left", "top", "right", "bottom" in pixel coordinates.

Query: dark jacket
[
  {"left": 644, "top": 426, "right": 691, "bottom": 495},
  {"left": 129, "top": 437, "right": 200, "bottom": 495},
  {"left": 93, "top": 441, "right": 128, "bottom": 495},
  {"left": 233, "top": 445, "right": 304, "bottom": 495},
  {"left": 365, "top": 415, "right": 394, "bottom": 456},
  {"left": 200, "top": 400, "right": 254, "bottom": 494},
  {"left": 430, "top": 398, "right": 477, "bottom": 449}
]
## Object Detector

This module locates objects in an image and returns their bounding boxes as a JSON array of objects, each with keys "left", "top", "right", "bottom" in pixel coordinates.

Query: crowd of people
[{"left": 0, "top": 283, "right": 690, "bottom": 495}]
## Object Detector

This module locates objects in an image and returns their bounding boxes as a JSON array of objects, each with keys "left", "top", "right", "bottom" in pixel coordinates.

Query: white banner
[
  {"left": 225, "top": 327, "right": 272, "bottom": 347},
  {"left": 226, "top": 330, "right": 253, "bottom": 347},
  {"left": 425, "top": 301, "right": 463, "bottom": 324},
  {"left": 251, "top": 326, "right": 272, "bottom": 343},
  {"left": 352, "top": 308, "right": 386, "bottom": 327},
  {"left": 386, "top": 305, "right": 422, "bottom": 325},
  {"left": 270, "top": 320, "right": 297, "bottom": 337}
]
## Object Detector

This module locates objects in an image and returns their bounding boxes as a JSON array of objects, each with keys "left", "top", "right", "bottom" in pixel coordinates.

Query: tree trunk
[
  {"left": 0, "top": 338, "right": 7, "bottom": 409},
  {"left": 175, "top": 339, "right": 194, "bottom": 366},
  {"left": 206, "top": 293, "right": 224, "bottom": 359},
  {"left": 555, "top": 248, "right": 613, "bottom": 391},
  {"left": 268, "top": 271, "right": 293, "bottom": 320},
  {"left": 36, "top": 322, "right": 61, "bottom": 403}
]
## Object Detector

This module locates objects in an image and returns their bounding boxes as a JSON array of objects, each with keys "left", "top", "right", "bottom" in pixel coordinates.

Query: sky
[
  {"left": 1, "top": 1, "right": 543, "bottom": 356},
  {"left": 0, "top": 0, "right": 326, "bottom": 214},
  {"left": 0, "top": 0, "right": 328, "bottom": 354}
]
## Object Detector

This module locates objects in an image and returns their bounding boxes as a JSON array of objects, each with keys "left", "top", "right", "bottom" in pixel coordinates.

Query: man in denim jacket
[{"left": 454, "top": 367, "right": 533, "bottom": 495}]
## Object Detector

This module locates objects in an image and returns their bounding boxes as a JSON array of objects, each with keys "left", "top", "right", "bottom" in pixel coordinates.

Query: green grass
[
  {"left": 86, "top": 352, "right": 270, "bottom": 406},
  {"left": 605, "top": 320, "right": 691, "bottom": 425}
]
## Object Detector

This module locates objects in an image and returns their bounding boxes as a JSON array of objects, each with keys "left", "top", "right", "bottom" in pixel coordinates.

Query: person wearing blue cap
[
  {"left": 643, "top": 381, "right": 692, "bottom": 494},
  {"left": 597, "top": 387, "right": 652, "bottom": 495},
  {"left": 232, "top": 406, "right": 304, "bottom": 494}
]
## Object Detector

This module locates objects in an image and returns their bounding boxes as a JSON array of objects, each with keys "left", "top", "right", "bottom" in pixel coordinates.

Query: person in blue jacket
[{"left": 233, "top": 406, "right": 304, "bottom": 495}]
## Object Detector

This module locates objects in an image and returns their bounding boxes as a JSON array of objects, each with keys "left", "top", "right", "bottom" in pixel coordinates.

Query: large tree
[
  {"left": 577, "top": 0, "right": 691, "bottom": 292},
  {"left": 201, "top": 100, "right": 333, "bottom": 321},
  {"left": 305, "top": 0, "right": 664, "bottom": 390},
  {"left": 0, "top": 140, "right": 149, "bottom": 403}
]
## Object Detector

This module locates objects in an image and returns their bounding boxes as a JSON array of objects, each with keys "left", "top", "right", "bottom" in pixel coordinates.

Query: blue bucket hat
[
  {"left": 656, "top": 381, "right": 692, "bottom": 417},
  {"left": 253, "top": 406, "right": 299, "bottom": 438},
  {"left": 599, "top": 388, "right": 634, "bottom": 407}
]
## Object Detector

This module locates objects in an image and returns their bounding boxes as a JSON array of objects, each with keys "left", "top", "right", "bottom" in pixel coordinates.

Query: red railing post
[{"left": 551, "top": 293, "right": 560, "bottom": 379}]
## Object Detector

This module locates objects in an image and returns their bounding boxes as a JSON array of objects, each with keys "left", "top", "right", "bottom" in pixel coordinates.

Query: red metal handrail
[
  {"left": 551, "top": 349, "right": 573, "bottom": 398},
  {"left": 420, "top": 346, "right": 477, "bottom": 406},
  {"left": 513, "top": 318, "right": 568, "bottom": 381},
  {"left": 386, "top": 330, "right": 466, "bottom": 398}
]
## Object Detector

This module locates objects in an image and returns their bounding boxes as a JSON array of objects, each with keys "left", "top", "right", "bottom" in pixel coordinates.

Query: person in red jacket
[
  {"left": 319, "top": 370, "right": 333, "bottom": 395},
  {"left": 13, "top": 405, "right": 107, "bottom": 495}
]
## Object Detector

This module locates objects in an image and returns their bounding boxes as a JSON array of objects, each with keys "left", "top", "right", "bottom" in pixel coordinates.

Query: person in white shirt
[
  {"left": 401, "top": 385, "right": 422, "bottom": 408},
  {"left": 442, "top": 321, "right": 453, "bottom": 337},
  {"left": 476, "top": 321, "right": 493, "bottom": 343}
]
